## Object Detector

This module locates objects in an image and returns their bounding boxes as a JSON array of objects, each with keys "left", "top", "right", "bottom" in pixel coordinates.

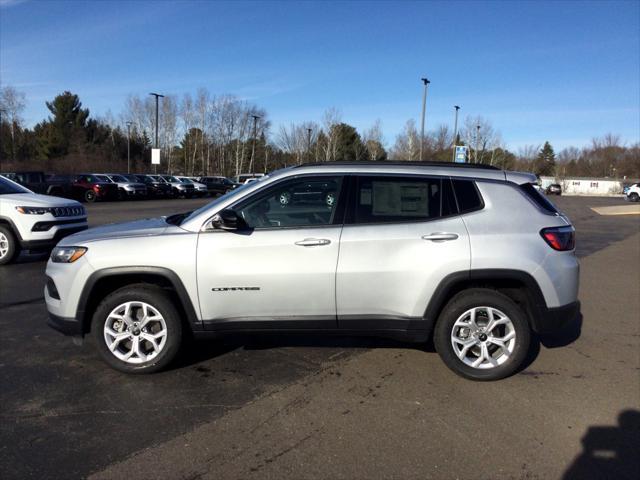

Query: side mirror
[{"left": 209, "top": 208, "right": 244, "bottom": 231}]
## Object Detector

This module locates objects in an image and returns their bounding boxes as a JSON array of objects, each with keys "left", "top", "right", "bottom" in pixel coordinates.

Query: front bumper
[
  {"left": 48, "top": 312, "right": 83, "bottom": 336},
  {"left": 535, "top": 301, "right": 581, "bottom": 335},
  {"left": 20, "top": 224, "right": 88, "bottom": 250}
]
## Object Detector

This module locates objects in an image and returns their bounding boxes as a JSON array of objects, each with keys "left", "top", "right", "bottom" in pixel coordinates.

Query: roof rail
[{"left": 292, "top": 160, "right": 500, "bottom": 170}]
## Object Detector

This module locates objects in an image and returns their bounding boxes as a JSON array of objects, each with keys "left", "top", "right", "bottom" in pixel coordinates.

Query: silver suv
[{"left": 45, "top": 162, "right": 580, "bottom": 380}]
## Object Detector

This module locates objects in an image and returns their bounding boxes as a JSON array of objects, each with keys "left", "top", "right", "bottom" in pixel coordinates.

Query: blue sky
[{"left": 1, "top": 0, "right": 638, "bottom": 151}]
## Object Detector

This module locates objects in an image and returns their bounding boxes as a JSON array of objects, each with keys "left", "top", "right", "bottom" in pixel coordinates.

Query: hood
[
  {"left": 0, "top": 192, "right": 81, "bottom": 207},
  {"left": 58, "top": 217, "right": 169, "bottom": 245}
]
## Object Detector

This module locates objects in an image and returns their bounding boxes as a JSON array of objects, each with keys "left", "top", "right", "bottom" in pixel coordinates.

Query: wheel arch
[
  {"left": 0, "top": 215, "right": 23, "bottom": 241},
  {"left": 424, "top": 269, "right": 549, "bottom": 333},
  {"left": 77, "top": 267, "right": 200, "bottom": 334}
]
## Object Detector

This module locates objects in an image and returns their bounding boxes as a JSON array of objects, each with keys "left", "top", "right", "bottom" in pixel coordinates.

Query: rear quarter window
[{"left": 519, "top": 183, "right": 559, "bottom": 214}]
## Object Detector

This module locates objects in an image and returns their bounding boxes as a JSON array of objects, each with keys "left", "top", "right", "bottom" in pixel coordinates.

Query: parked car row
[{"left": 1, "top": 171, "right": 246, "bottom": 203}]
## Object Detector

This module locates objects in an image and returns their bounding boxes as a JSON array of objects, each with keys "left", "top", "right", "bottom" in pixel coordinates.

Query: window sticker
[{"left": 371, "top": 182, "right": 429, "bottom": 216}]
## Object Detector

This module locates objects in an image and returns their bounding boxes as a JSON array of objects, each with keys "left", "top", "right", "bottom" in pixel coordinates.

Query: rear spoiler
[{"left": 505, "top": 171, "right": 538, "bottom": 185}]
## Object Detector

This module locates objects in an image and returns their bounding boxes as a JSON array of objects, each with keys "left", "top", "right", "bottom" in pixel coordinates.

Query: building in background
[{"left": 539, "top": 176, "right": 640, "bottom": 195}]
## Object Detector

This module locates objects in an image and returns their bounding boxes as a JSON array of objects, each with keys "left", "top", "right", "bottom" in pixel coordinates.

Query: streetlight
[
  {"left": 475, "top": 124, "right": 481, "bottom": 164},
  {"left": 250, "top": 114, "right": 260, "bottom": 173},
  {"left": 126, "top": 121, "right": 132, "bottom": 174},
  {"left": 419, "top": 77, "right": 430, "bottom": 161},
  {"left": 149, "top": 92, "right": 164, "bottom": 173},
  {"left": 451, "top": 105, "right": 460, "bottom": 162}
]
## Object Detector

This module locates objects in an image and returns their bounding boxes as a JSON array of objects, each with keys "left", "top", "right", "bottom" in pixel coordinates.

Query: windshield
[
  {"left": 180, "top": 176, "right": 269, "bottom": 225},
  {"left": 179, "top": 177, "right": 194, "bottom": 184},
  {"left": 95, "top": 175, "right": 112, "bottom": 182},
  {"left": 0, "top": 175, "right": 31, "bottom": 194},
  {"left": 166, "top": 176, "right": 180, "bottom": 182},
  {"left": 109, "top": 174, "right": 128, "bottom": 182}
]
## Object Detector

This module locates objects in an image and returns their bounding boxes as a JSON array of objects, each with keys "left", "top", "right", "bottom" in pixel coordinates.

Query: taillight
[{"left": 540, "top": 226, "right": 575, "bottom": 251}]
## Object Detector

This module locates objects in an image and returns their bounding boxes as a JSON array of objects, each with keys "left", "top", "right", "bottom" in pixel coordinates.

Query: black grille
[{"left": 51, "top": 206, "right": 85, "bottom": 218}]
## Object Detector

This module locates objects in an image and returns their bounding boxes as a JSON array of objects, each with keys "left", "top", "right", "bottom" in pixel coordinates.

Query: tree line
[{"left": 0, "top": 85, "right": 638, "bottom": 179}]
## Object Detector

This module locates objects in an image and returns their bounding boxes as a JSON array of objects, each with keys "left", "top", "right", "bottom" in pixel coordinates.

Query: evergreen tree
[
  {"left": 331, "top": 123, "right": 366, "bottom": 161},
  {"left": 534, "top": 141, "right": 556, "bottom": 175},
  {"left": 41, "top": 91, "right": 90, "bottom": 157}
]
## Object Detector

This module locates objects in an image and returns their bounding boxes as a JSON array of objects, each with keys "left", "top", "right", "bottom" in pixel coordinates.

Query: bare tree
[
  {"left": 0, "top": 86, "right": 27, "bottom": 161},
  {"left": 321, "top": 107, "right": 342, "bottom": 161},
  {"left": 390, "top": 119, "right": 419, "bottom": 160},
  {"left": 277, "top": 122, "right": 307, "bottom": 165},
  {"left": 161, "top": 95, "right": 178, "bottom": 173},
  {"left": 461, "top": 115, "right": 500, "bottom": 164},
  {"left": 362, "top": 119, "right": 385, "bottom": 161}
]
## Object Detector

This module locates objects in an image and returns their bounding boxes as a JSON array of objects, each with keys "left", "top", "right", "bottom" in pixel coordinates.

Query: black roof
[{"left": 293, "top": 160, "right": 499, "bottom": 170}]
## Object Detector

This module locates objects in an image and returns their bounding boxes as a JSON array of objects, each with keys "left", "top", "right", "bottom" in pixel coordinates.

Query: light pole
[
  {"left": 149, "top": 92, "right": 164, "bottom": 173},
  {"left": 307, "top": 128, "right": 312, "bottom": 162},
  {"left": 0, "top": 108, "right": 6, "bottom": 162},
  {"left": 475, "top": 124, "right": 481, "bottom": 164},
  {"left": 250, "top": 115, "right": 260, "bottom": 172},
  {"left": 126, "top": 121, "right": 132, "bottom": 174},
  {"left": 419, "top": 77, "right": 430, "bottom": 161},
  {"left": 451, "top": 105, "right": 460, "bottom": 162}
]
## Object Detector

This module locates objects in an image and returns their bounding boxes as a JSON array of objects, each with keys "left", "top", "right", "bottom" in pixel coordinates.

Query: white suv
[
  {"left": 625, "top": 183, "right": 640, "bottom": 202},
  {"left": 0, "top": 175, "right": 87, "bottom": 265},
  {"left": 45, "top": 162, "right": 580, "bottom": 380}
]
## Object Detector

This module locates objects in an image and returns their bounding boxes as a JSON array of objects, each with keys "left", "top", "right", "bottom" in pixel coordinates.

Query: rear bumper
[{"left": 535, "top": 301, "right": 581, "bottom": 335}]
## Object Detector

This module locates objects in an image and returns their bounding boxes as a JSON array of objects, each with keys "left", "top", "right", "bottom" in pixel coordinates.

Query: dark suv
[{"left": 197, "top": 176, "right": 237, "bottom": 197}]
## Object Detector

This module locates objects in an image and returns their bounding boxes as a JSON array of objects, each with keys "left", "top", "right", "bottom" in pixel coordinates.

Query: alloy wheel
[
  {"left": 450, "top": 306, "right": 516, "bottom": 369},
  {"left": 0, "top": 232, "right": 9, "bottom": 259},
  {"left": 103, "top": 301, "right": 168, "bottom": 364}
]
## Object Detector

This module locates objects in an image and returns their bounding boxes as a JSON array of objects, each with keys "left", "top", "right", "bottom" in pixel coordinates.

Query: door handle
[
  {"left": 295, "top": 238, "right": 331, "bottom": 247},
  {"left": 421, "top": 233, "right": 459, "bottom": 241}
]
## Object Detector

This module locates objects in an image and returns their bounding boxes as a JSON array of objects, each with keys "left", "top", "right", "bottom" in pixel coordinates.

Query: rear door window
[
  {"left": 349, "top": 176, "right": 452, "bottom": 224},
  {"left": 451, "top": 179, "right": 484, "bottom": 213}
]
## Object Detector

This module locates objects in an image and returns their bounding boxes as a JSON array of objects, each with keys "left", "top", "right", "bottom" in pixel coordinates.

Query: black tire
[
  {"left": 629, "top": 193, "right": 639, "bottom": 202},
  {"left": 84, "top": 189, "right": 97, "bottom": 203},
  {"left": 118, "top": 189, "right": 127, "bottom": 201},
  {"left": 0, "top": 225, "right": 19, "bottom": 266},
  {"left": 91, "top": 284, "right": 183, "bottom": 374},
  {"left": 434, "top": 288, "right": 531, "bottom": 381}
]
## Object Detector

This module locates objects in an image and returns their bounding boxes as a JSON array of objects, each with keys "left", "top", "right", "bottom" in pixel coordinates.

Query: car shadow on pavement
[
  {"left": 13, "top": 251, "right": 49, "bottom": 264},
  {"left": 563, "top": 410, "right": 640, "bottom": 480},
  {"left": 171, "top": 334, "right": 415, "bottom": 370}
]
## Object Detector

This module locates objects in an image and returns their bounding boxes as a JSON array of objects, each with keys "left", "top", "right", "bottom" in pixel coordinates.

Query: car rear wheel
[
  {"left": 278, "top": 191, "right": 292, "bottom": 205},
  {"left": 0, "top": 226, "right": 19, "bottom": 265},
  {"left": 629, "top": 192, "right": 639, "bottom": 202},
  {"left": 84, "top": 190, "right": 97, "bottom": 203},
  {"left": 434, "top": 288, "right": 531, "bottom": 381},
  {"left": 325, "top": 192, "right": 336, "bottom": 206},
  {"left": 92, "top": 284, "right": 183, "bottom": 373}
]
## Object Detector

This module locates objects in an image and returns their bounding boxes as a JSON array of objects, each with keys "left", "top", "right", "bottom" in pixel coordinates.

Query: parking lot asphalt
[{"left": 0, "top": 195, "right": 638, "bottom": 480}]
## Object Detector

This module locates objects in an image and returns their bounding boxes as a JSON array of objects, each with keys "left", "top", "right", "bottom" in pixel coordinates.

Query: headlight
[
  {"left": 51, "top": 246, "right": 88, "bottom": 263},
  {"left": 16, "top": 206, "right": 50, "bottom": 215}
]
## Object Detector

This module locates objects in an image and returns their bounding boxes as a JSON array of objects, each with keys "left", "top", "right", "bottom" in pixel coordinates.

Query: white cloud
[{"left": 0, "top": 0, "right": 28, "bottom": 8}]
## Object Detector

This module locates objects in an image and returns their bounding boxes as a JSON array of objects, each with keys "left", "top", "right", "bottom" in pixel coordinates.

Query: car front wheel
[
  {"left": 92, "top": 284, "right": 183, "bottom": 373},
  {"left": 84, "top": 190, "right": 97, "bottom": 203},
  {"left": 434, "top": 288, "right": 531, "bottom": 381},
  {"left": 629, "top": 192, "right": 639, "bottom": 202},
  {"left": 0, "top": 225, "right": 19, "bottom": 265}
]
